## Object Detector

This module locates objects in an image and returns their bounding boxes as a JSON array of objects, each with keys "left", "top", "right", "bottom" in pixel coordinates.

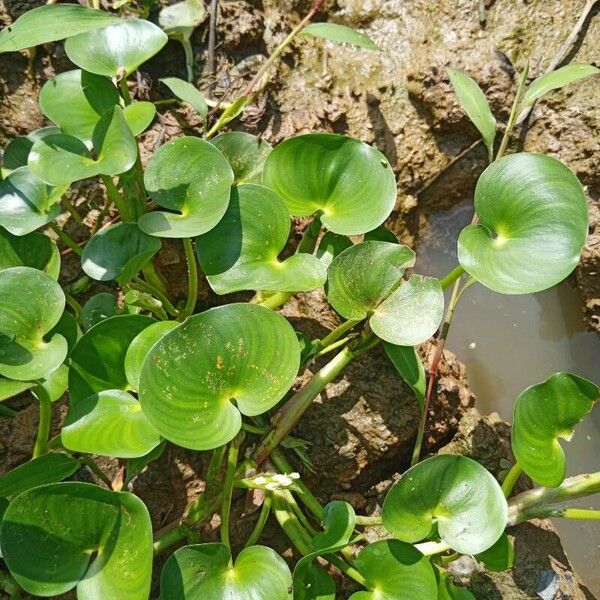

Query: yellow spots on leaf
[{"left": 216, "top": 355, "right": 224, "bottom": 369}]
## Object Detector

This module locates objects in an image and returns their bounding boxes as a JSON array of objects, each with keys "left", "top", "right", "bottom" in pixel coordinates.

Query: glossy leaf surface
[
  {"left": 3, "top": 127, "right": 61, "bottom": 170},
  {"left": 80, "top": 293, "right": 119, "bottom": 331},
  {"left": 475, "top": 533, "right": 514, "bottom": 572},
  {"left": 0, "top": 228, "right": 59, "bottom": 277},
  {"left": 123, "top": 101, "right": 156, "bottom": 136},
  {"left": 196, "top": 184, "right": 326, "bottom": 294},
  {"left": 382, "top": 455, "right": 507, "bottom": 554},
  {"left": 384, "top": 342, "right": 425, "bottom": 408},
  {"left": 512, "top": 372, "right": 599, "bottom": 487},
  {"left": 139, "top": 304, "right": 299, "bottom": 450},
  {"left": 300, "top": 23, "right": 378, "bottom": 51},
  {"left": 458, "top": 153, "right": 588, "bottom": 294},
  {"left": 212, "top": 132, "right": 272, "bottom": 184},
  {"left": 262, "top": 134, "right": 397, "bottom": 235},
  {"left": 312, "top": 500, "right": 355, "bottom": 551},
  {"left": 160, "top": 77, "right": 208, "bottom": 121},
  {"left": 159, "top": 0, "right": 206, "bottom": 39}
]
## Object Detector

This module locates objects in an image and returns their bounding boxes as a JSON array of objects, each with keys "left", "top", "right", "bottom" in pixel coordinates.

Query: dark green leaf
[
  {"left": 316, "top": 231, "right": 353, "bottom": 268},
  {"left": 123, "top": 101, "right": 157, "bottom": 136},
  {"left": 437, "top": 572, "right": 476, "bottom": 600},
  {"left": 80, "top": 293, "right": 119, "bottom": 330},
  {"left": 475, "top": 533, "right": 514, "bottom": 572},
  {"left": 383, "top": 342, "right": 425, "bottom": 408},
  {"left": 3, "top": 127, "right": 60, "bottom": 170},
  {"left": 312, "top": 500, "right": 355, "bottom": 551},
  {"left": 300, "top": 23, "right": 379, "bottom": 51},
  {"left": 0, "top": 228, "right": 60, "bottom": 277}
]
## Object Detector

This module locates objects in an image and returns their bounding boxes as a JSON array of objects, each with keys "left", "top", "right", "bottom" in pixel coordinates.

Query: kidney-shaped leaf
[
  {"left": 196, "top": 184, "right": 326, "bottom": 294},
  {"left": 82, "top": 222, "right": 161, "bottom": 284},
  {"left": 139, "top": 303, "right": 299, "bottom": 450},
  {"left": 65, "top": 19, "right": 168, "bottom": 78},
  {"left": 0, "top": 267, "right": 67, "bottom": 381},
  {"left": 212, "top": 132, "right": 272, "bottom": 184},
  {"left": 69, "top": 314, "right": 155, "bottom": 403},
  {"left": 312, "top": 500, "right": 355, "bottom": 551},
  {"left": 512, "top": 372, "right": 599, "bottom": 487},
  {"left": 458, "top": 153, "right": 588, "bottom": 294},
  {"left": 40, "top": 70, "right": 119, "bottom": 142},
  {"left": 124, "top": 101, "right": 157, "bottom": 136},
  {"left": 382, "top": 455, "right": 507, "bottom": 554},
  {"left": 349, "top": 540, "right": 437, "bottom": 600},
  {"left": 262, "top": 134, "right": 397, "bottom": 235},
  {"left": 139, "top": 136, "right": 234, "bottom": 238},
  {"left": 300, "top": 23, "right": 379, "bottom": 51},
  {"left": 161, "top": 543, "right": 291, "bottom": 599},
  {"left": 62, "top": 389, "right": 161, "bottom": 458},
  {"left": 327, "top": 241, "right": 415, "bottom": 319},
  {"left": 0, "top": 228, "right": 60, "bottom": 278},
  {"left": 0, "top": 482, "right": 152, "bottom": 599}
]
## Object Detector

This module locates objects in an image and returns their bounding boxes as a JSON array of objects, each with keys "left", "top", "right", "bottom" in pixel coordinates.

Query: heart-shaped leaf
[
  {"left": 0, "top": 482, "right": 152, "bottom": 599},
  {"left": 82, "top": 222, "right": 161, "bottom": 284},
  {"left": 196, "top": 184, "right": 326, "bottom": 294},
  {"left": 326, "top": 241, "right": 415, "bottom": 319},
  {"left": 315, "top": 231, "right": 352, "bottom": 268},
  {"left": 0, "top": 5, "right": 120, "bottom": 52},
  {"left": 458, "top": 153, "right": 588, "bottom": 294},
  {"left": 138, "top": 136, "right": 234, "bottom": 238},
  {"left": 0, "top": 167, "right": 63, "bottom": 235},
  {"left": 125, "top": 320, "right": 179, "bottom": 391},
  {"left": 69, "top": 314, "right": 155, "bottom": 403},
  {"left": 262, "top": 134, "right": 397, "bottom": 235},
  {"left": 123, "top": 101, "right": 157, "bottom": 136},
  {"left": 0, "top": 228, "right": 60, "bottom": 278},
  {"left": 80, "top": 293, "right": 119, "bottom": 331},
  {"left": 37, "top": 363, "right": 69, "bottom": 402},
  {"left": 139, "top": 303, "right": 299, "bottom": 450},
  {"left": 212, "top": 132, "right": 272, "bottom": 184},
  {"left": 370, "top": 274, "right": 444, "bottom": 346},
  {"left": 294, "top": 563, "right": 335, "bottom": 600},
  {"left": 39, "top": 70, "right": 119, "bottom": 142},
  {"left": 474, "top": 532, "right": 514, "bottom": 572},
  {"left": 349, "top": 540, "right": 437, "bottom": 600},
  {"left": 382, "top": 455, "right": 507, "bottom": 554},
  {"left": 161, "top": 543, "right": 292, "bottom": 599},
  {"left": 512, "top": 372, "right": 599, "bottom": 487},
  {"left": 62, "top": 389, "right": 161, "bottom": 458},
  {"left": 0, "top": 267, "right": 67, "bottom": 381},
  {"left": 0, "top": 452, "right": 80, "bottom": 498},
  {"left": 312, "top": 500, "right": 355, "bottom": 551},
  {"left": 159, "top": 0, "right": 206, "bottom": 40},
  {"left": 384, "top": 342, "right": 425, "bottom": 408},
  {"left": 65, "top": 19, "right": 168, "bottom": 78},
  {"left": 29, "top": 106, "right": 138, "bottom": 186},
  {"left": 300, "top": 23, "right": 379, "bottom": 51},
  {"left": 3, "top": 127, "right": 61, "bottom": 170},
  {"left": 160, "top": 77, "right": 208, "bottom": 122}
]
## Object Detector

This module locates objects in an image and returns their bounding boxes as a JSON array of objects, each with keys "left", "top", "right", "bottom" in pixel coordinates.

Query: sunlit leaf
[
  {"left": 437, "top": 572, "right": 475, "bottom": 600},
  {"left": 300, "top": 23, "right": 379, "bottom": 51},
  {"left": 160, "top": 77, "right": 208, "bottom": 121},
  {"left": 159, "top": 0, "right": 206, "bottom": 40},
  {"left": 3, "top": 127, "right": 61, "bottom": 171},
  {"left": 312, "top": 500, "right": 355, "bottom": 551},
  {"left": 123, "top": 101, "right": 157, "bottom": 136},
  {"left": 384, "top": 342, "right": 425, "bottom": 408},
  {"left": 212, "top": 132, "right": 272, "bottom": 184}
]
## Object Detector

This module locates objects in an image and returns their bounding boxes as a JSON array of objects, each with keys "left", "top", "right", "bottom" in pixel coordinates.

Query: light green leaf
[
  {"left": 3, "top": 127, "right": 61, "bottom": 170},
  {"left": 458, "top": 153, "right": 588, "bottom": 294},
  {"left": 62, "top": 389, "right": 161, "bottom": 458},
  {"left": 315, "top": 231, "right": 352, "bottom": 268},
  {"left": 159, "top": 0, "right": 206, "bottom": 39},
  {"left": 196, "top": 184, "right": 326, "bottom": 294},
  {"left": 211, "top": 132, "right": 272, "bottom": 184},
  {"left": 0, "top": 378, "right": 32, "bottom": 401},
  {"left": 520, "top": 64, "right": 600, "bottom": 109},
  {"left": 312, "top": 500, "right": 356, "bottom": 551},
  {"left": 300, "top": 23, "right": 379, "bottom": 51},
  {"left": 0, "top": 228, "right": 60, "bottom": 278},
  {"left": 161, "top": 543, "right": 292, "bottom": 599},
  {"left": 139, "top": 136, "right": 234, "bottom": 238},
  {"left": 448, "top": 68, "right": 496, "bottom": 156},
  {"left": 0, "top": 267, "right": 67, "bottom": 381},
  {"left": 123, "top": 101, "right": 157, "bottom": 136},
  {"left": 139, "top": 303, "right": 299, "bottom": 450},
  {"left": 262, "top": 133, "right": 397, "bottom": 235},
  {"left": 382, "top": 455, "right": 507, "bottom": 554},
  {"left": 0, "top": 482, "right": 152, "bottom": 599},
  {"left": 160, "top": 77, "right": 208, "bottom": 121},
  {"left": 65, "top": 19, "right": 168, "bottom": 78},
  {"left": 383, "top": 342, "right": 425, "bottom": 408},
  {"left": 0, "top": 5, "right": 120, "bottom": 53},
  {"left": 512, "top": 372, "right": 599, "bottom": 487}
]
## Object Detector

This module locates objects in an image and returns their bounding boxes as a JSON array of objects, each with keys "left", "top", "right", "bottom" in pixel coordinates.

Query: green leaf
[
  {"left": 511, "top": 372, "right": 599, "bottom": 487},
  {"left": 3, "top": 127, "right": 61, "bottom": 170},
  {"left": 315, "top": 231, "right": 352, "bottom": 268},
  {"left": 0, "top": 267, "right": 67, "bottom": 381},
  {"left": 139, "top": 303, "right": 299, "bottom": 450},
  {"left": 293, "top": 563, "right": 335, "bottom": 600},
  {"left": 326, "top": 241, "right": 415, "bottom": 319},
  {"left": 0, "top": 452, "right": 80, "bottom": 498},
  {"left": 82, "top": 222, "right": 162, "bottom": 284},
  {"left": 160, "top": 77, "right": 208, "bottom": 121},
  {"left": 0, "top": 228, "right": 60, "bottom": 278},
  {"left": 262, "top": 133, "right": 397, "bottom": 235},
  {"left": 49, "top": 311, "right": 80, "bottom": 356},
  {"left": 300, "top": 23, "right": 379, "bottom": 51},
  {"left": 364, "top": 225, "right": 399, "bottom": 244},
  {"left": 447, "top": 68, "right": 496, "bottom": 156},
  {"left": 62, "top": 389, "right": 161, "bottom": 458},
  {"left": 126, "top": 439, "right": 166, "bottom": 483},
  {"left": 0, "top": 5, "right": 120, "bottom": 53},
  {"left": 0, "top": 482, "right": 152, "bottom": 599},
  {"left": 196, "top": 184, "right": 326, "bottom": 294},
  {"left": 475, "top": 532, "right": 514, "bottom": 572},
  {"left": 520, "top": 64, "right": 600, "bottom": 109},
  {"left": 212, "top": 132, "right": 272, "bottom": 184},
  {"left": 39, "top": 70, "right": 119, "bottom": 142},
  {"left": 0, "top": 167, "right": 63, "bottom": 235},
  {"left": 437, "top": 572, "right": 475, "bottom": 600},
  {"left": 138, "top": 136, "right": 234, "bottom": 238},
  {"left": 123, "top": 101, "right": 157, "bottom": 136},
  {"left": 458, "top": 153, "right": 588, "bottom": 294},
  {"left": 383, "top": 342, "right": 425, "bottom": 408},
  {"left": 312, "top": 500, "right": 355, "bottom": 551},
  {"left": 38, "top": 363, "right": 69, "bottom": 402},
  {"left": 159, "top": 0, "right": 206, "bottom": 40},
  {"left": 69, "top": 314, "right": 155, "bottom": 403},
  {"left": 161, "top": 543, "right": 292, "bottom": 599},
  {"left": 0, "top": 378, "right": 32, "bottom": 401},
  {"left": 124, "top": 320, "right": 179, "bottom": 391},
  {"left": 370, "top": 274, "right": 444, "bottom": 346},
  {"left": 382, "top": 455, "right": 507, "bottom": 554},
  {"left": 29, "top": 106, "right": 138, "bottom": 186},
  {"left": 65, "top": 19, "right": 168, "bottom": 78},
  {"left": 349, "top": 540, "right": 437, "bottom": 600},
  {"left": 80, "top": 293, "right": 119, "bottom": 331}
]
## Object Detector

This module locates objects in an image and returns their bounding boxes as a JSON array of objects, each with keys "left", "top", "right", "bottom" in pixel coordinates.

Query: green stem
[
  {"left": 141, "top": 262, "right": 168, "bottom": 297},
  {"left": 66, "top": 275, "right": 91, "bottom": 295},
  {"left": 80, "top": 455, "right": 113, "bottom": 488},
  {"left": 118, "top": 77, "right": 132, "bottom": 105},
  {"left": 296, "top": 214, "right": 322, "bottom": 255},
  {"left": 355, "top": 515, "right": 383, "bottom": 526},
  {"left": 244, "top": 493, "right": 272, "bottom": 548},
  {"left": 32, "top": 385, "right": 52, "bottom": 458},
  {"left": 132, "top": 276, "right": 179, "bottom": 317},
  {"left": 180, "top": 238, "right": 198, "bottom": 321},
  {"left": 560, "top": 508, "right": 600, "bottom": 520},
  {"left": 181, "top": 39, "right": 194, "bottom": 82},
  {"left": 439, "top": 265, "right": 465, "bottom": 291},
  {"left": 415, "top": 540, "right": 451, "bottom": 556},
  {"left": 272, "top": 489, "right": 313, "bottom": 555},
  {"left": 501, "top": 462, "right": 523, "bottom": 498},
  {"left": 48, "top": 222, "right": 82, "bottom": 255},
  {"left": 327, "top": 554, "right": 367, "bottom": 587},
  {"left": 257, "top": 291, "right": 293, "bottom": 310},
  {"left": 316, "top": 319, "right": 362, "bottom": 351},
  {"left": 153, "top": 524, "right": 192, "bottom": 555},
  {"left": 221, "top": 433, "right": 242, "bottom": 548},
  {"left": 314, "top": 336, "right": 355, "bottom": 358},
  {"left": 62, "top": 196, "right": 83, "bottom": 225},
  {"left": 101, "top": 175, "right": 133, "bottom": 222},
  {"left": 65, "top": 293, "right": 82, "bottom": 317}
]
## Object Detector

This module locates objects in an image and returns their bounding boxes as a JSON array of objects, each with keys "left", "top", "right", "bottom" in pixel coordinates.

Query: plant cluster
[{"left": 0, "top": 4, "right": 599, "bottom": 600}]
